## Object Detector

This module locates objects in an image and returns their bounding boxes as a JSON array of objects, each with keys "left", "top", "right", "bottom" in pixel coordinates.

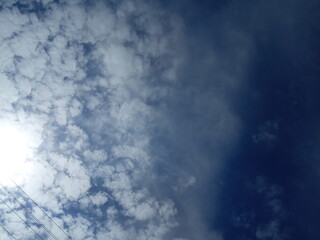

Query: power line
[
  {"left": 0, "top": 184, "right": 59, "bottom": 240},
  {"left": 9, "top": 178, "right": 72, "bottom": 239},
  {"left": 0, "top": 183, "right": 60, "bottom": 240},
  {"left": 0, "top": 221, "right": 18, "bottom": 240},
  {"left": 0, "top": 197, "right": 45, "bottom": 240}
]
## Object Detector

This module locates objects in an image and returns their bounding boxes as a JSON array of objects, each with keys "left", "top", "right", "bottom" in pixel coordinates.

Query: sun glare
[{"left": 0, "top": 122, "right": 34, "bottom": 186}]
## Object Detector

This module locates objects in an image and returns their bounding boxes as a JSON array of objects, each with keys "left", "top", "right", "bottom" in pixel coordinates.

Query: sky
[{"left": 0, "top": 0, "right": 319, "bottom": 239}]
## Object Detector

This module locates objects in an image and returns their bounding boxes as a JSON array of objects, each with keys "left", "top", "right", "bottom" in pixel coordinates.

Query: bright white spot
[{"left": 0, "top": 121, "right": 34, "bottom": 186}]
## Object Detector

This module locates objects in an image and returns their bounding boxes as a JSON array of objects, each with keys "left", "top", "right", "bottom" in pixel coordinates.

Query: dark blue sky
[
  {"left": 0, "top": 0, "right": 319, "bottom": 239},
  {"left": 155, "top": 0, "right": 320, "bottom": 239}
]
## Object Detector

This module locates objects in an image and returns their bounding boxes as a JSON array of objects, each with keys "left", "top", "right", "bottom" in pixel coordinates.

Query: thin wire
[
  {"left": 1, "top": 184, "right": 59, "bottom": 240},
  {"left": 0, "top": 197, "right": 44, "bottom": 240},
  {"left": 0, "top": 183, "right": 60, "bottom": 240},
  {"left": 9, "top": 178, "right": 72, "bottom": 239},
  {"left": 0, "top": 221, "right": 18, "bottom": 240}
]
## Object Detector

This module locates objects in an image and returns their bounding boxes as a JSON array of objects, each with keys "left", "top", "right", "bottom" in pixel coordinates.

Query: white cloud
[
  {"left": 0, "top": 75, "right": 19, "bottom": 111},
  {"left": 0, "top": 0, "right": 180, "bottom": 239}
]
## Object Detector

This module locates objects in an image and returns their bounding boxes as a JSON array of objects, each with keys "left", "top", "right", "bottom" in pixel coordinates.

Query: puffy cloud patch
[{"left": 0, "top": 0, "right": 180, "bottom": 239}]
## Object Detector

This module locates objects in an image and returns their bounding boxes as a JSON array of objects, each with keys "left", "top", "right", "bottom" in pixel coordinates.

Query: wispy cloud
[{"left": 231, "top": 176, "right": 289, "bottom": 240}]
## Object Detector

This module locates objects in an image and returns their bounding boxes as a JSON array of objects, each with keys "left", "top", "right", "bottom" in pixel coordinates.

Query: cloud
[
  {"left": 255, "top": 220, "right": 288, "bottom": 240},
  {"left": 0, "top": 0, "right": 181, "bottom": 239},
  {"left": 0, "top": 0, "right": 259, "bottom": 239},
  {"left": 253, "top": 120, "right": 279, "bottom": 146},
  {"left": 231, "top": 176, "right": 289, "bottom": 240},
  {"left": 142, "top": 1, "right": 256, "bottom": 238}
]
